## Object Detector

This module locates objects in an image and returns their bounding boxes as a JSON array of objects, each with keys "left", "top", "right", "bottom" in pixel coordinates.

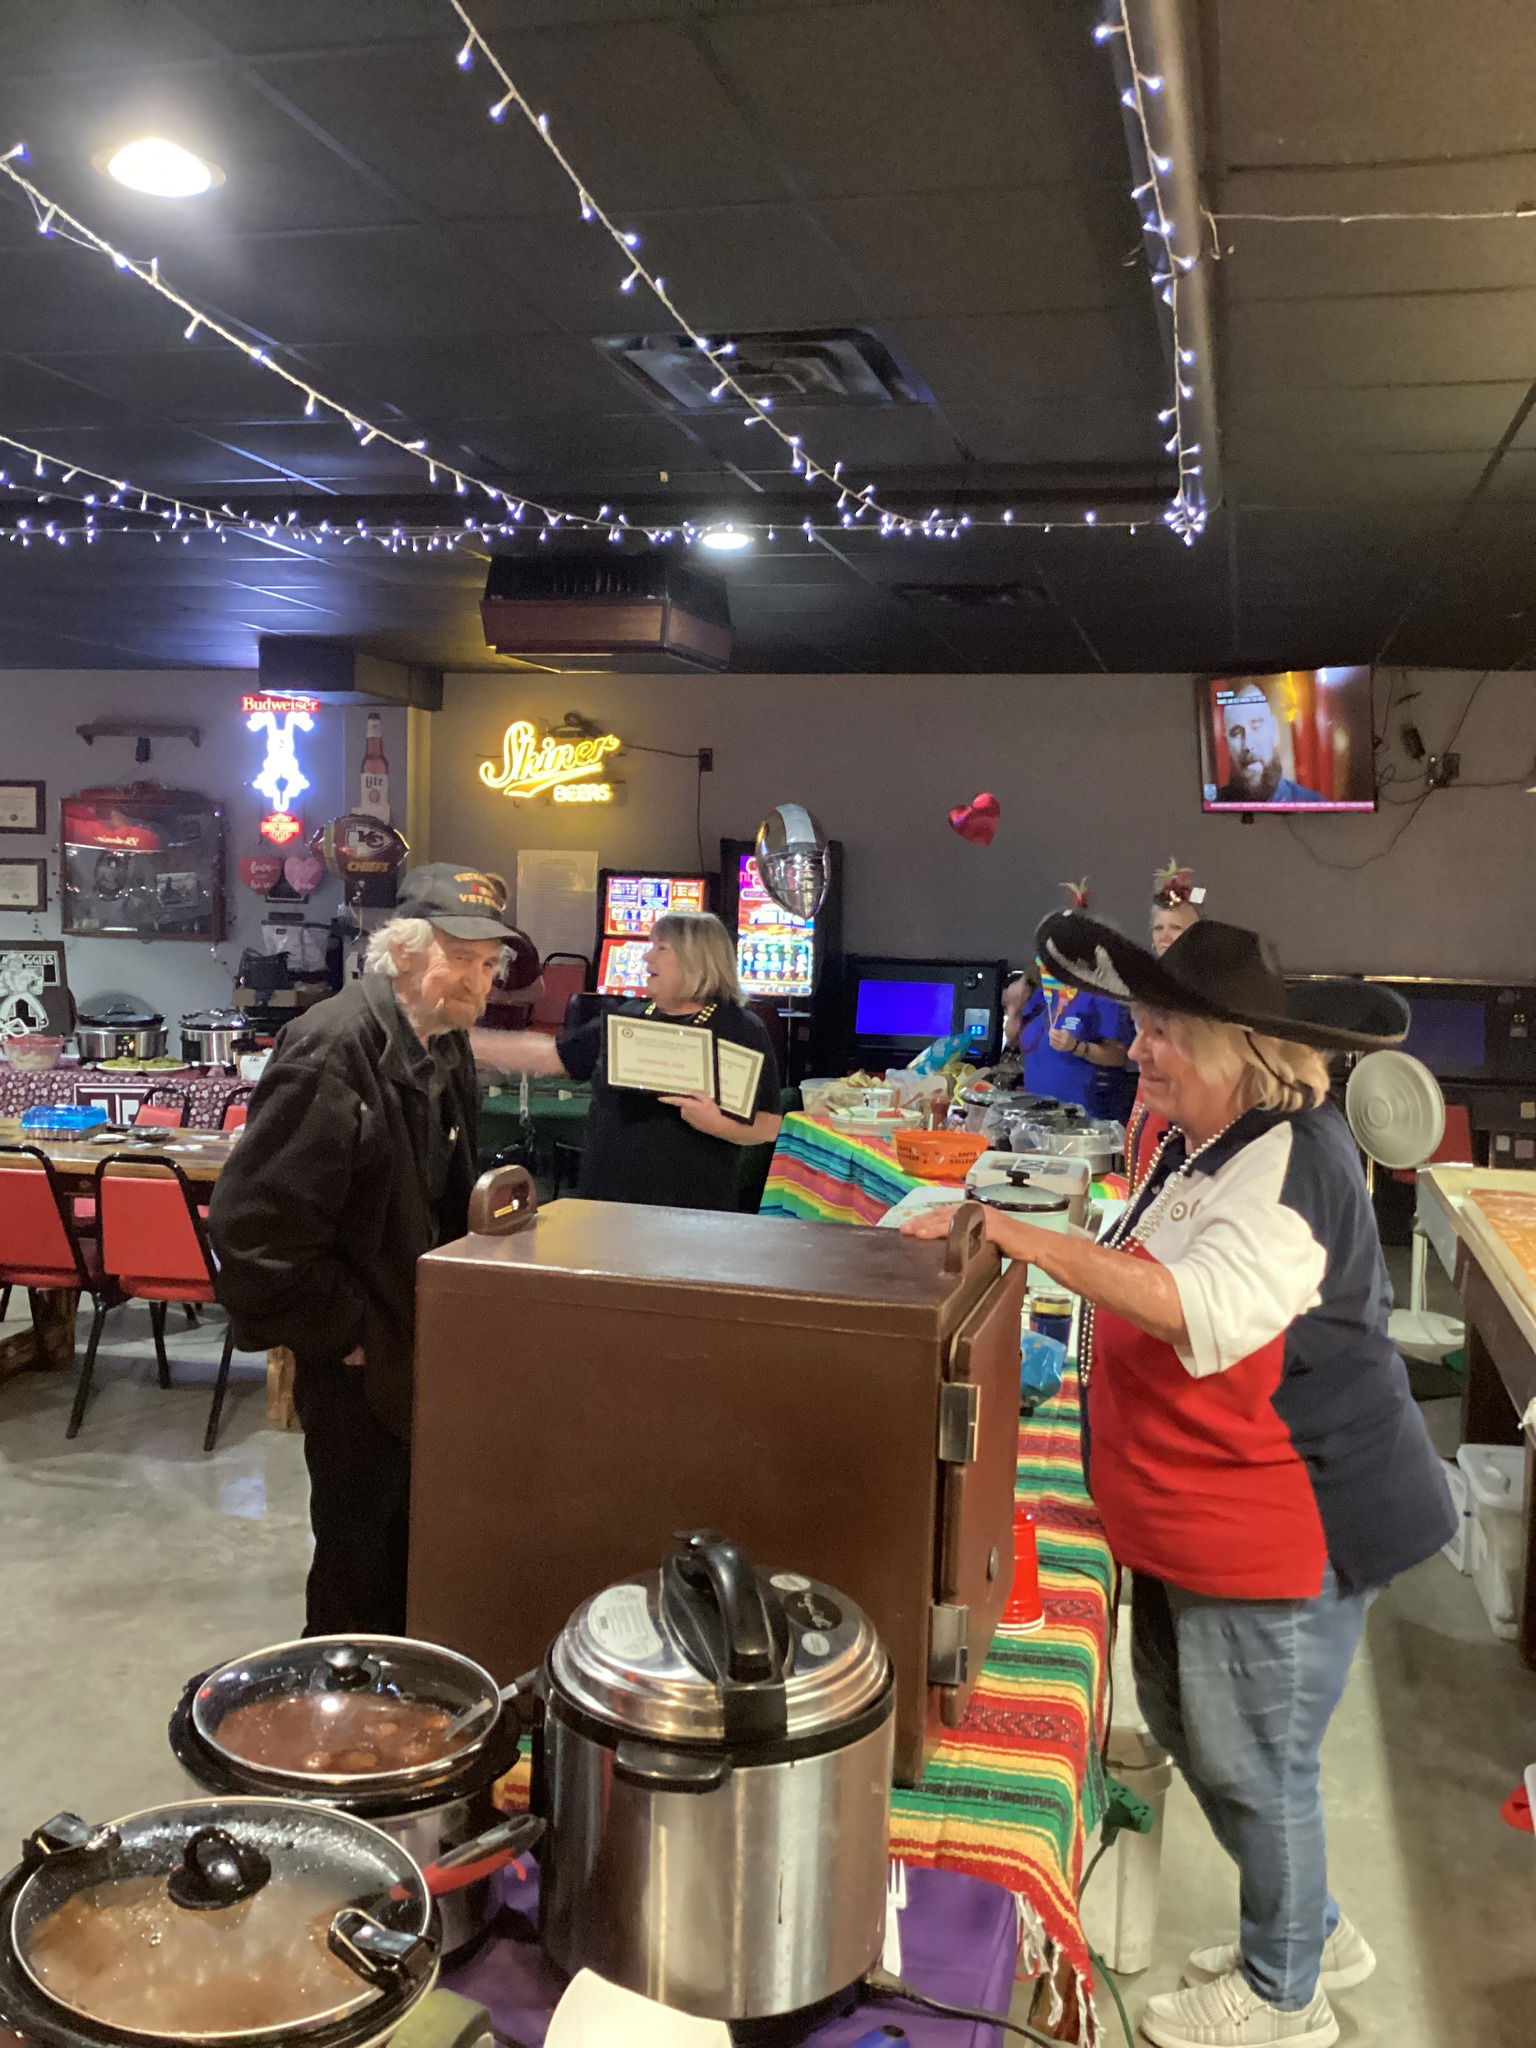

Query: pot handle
[
  {"left": 942, "top": 1200, "right": 989, "bottom": 1273},
  {"left": 166, "top": 1827, "right": 272, "bottom": 1911},
  {"left": 661, "top": 1531, "right": 777, "bottom": 1685},
  {"left": 467, "top": 1164, "right": 536, "bottom": 1237},
  {"left": 612, "top": 1740, "right": 729, "bottom": 1795},
  {"left": 328, "top": 1910, "right": 434, "bottom": 1990},
  {"left": 317, "top": 1644, "right": 381, "bottom": 1693},
  {"left": 417, "top": 1814, "right": 544, "bottom": 1897},
  {"left": 21, "top": 1814, "right": 117, "bottom": 1871}
]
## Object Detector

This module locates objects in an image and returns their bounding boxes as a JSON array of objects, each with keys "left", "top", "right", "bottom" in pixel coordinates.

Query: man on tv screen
[{"left": 1216, "top": 686, "right": 1327, "bottom": 806}]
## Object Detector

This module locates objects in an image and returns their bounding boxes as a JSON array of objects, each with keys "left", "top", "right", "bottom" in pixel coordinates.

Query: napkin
[{"left": 545, "top": 1970, "right": 731, "bottom": 2047}]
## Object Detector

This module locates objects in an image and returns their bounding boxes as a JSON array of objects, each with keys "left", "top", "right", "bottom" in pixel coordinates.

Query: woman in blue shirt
[{"left": 1020, "top": 964, "right": 1135, "bottom": 1114}]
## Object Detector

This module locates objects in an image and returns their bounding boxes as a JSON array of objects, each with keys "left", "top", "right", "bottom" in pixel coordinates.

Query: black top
[
  {"left": 207, "top": 975, "right": 480, "bottom": 1438},
  {"left": 558, "top": 999, "right": 780, "bottom": 1211}
]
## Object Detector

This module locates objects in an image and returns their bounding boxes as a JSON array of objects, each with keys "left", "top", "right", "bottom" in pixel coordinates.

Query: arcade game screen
[
  {"left": 596, "top": 872, "right": 709, "bottom": 995},
  {"left": 735, "top": 853, "right": 814, "bottom": 999}
]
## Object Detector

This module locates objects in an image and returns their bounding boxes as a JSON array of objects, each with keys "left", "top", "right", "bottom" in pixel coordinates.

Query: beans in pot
[{"left": 214, "top": 1695, "right": 462, "bottom": 1775}]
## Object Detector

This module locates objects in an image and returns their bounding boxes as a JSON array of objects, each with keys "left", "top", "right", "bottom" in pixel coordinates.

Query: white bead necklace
[{"left": 1082, "top": 1114, "right": 1243, "bottom": 1383}]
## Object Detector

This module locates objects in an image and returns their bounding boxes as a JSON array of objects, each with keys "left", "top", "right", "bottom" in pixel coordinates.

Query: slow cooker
[
  {"left": 170, "top": 1636, "right": 524, "bottom": 1958},
  {"left": 180, "top": 1009, "right": 257, "bottom": 1067},
  {"left": 0, "top": 1796, "right": 495, "bottom": 2048},
  {"left": 75, "top": 1005, "right": 166, "bottom": 1064},
  {"left": 539, "top": 1530, "right": 893, "bottom": 2033}
]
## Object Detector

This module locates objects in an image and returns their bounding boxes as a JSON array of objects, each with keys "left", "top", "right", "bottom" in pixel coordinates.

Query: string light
[{"left": 1098, "top": 2, "right": 1209, "bottom": 544}]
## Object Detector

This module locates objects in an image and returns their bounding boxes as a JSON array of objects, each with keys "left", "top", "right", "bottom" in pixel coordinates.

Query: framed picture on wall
[
  {"left": 0, "top": 858, "right": 47, "bottom": 912},
  {"left": 0, "top": 781, "right": 44, "bottom": 833}
]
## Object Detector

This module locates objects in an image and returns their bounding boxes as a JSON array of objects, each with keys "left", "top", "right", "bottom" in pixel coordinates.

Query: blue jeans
[{"left": 1131, "top": 1566, "right": 1373, "bottom": 2009}]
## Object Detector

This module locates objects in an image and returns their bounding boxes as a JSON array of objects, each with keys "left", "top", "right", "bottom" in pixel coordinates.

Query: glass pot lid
[
  {"left": 190, "top": 1635, "right": 504, "bottom": 1791},
  {"left": 181, "top": 1010, "right": 247, "bottom": 1030},
  {"left": 551, "top": 1531, "right": 888, "bottom": 1746},
  {"left": 10, "top": 1798, "right": 432, "bottom": 2043},
  {"left": 78, "top": 1004, "right": 163, "bottom": 1028}
]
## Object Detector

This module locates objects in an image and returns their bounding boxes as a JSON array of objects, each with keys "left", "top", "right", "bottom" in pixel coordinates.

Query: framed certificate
[
  {"left": 715, "top": 1040, "right": 765, "bottom": 1122},
  {"left": 0, "top": 781, "right": 44, "bottom": 834},
  {"left": 0, "top": 858, "right": 48, "bottom": 912},
  {"left": 606, "top": 1013, "right": 716, "bottom": 1098}
]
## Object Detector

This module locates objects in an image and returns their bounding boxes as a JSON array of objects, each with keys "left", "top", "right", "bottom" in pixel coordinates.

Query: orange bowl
[{"left": 891, "top": 1129, "right": 989, "bottom": 1182}]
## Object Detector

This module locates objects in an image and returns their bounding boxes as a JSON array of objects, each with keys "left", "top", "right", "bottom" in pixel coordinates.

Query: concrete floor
[{"left": 3, "top": 1301, "right": 1535, "bottom": 2047}]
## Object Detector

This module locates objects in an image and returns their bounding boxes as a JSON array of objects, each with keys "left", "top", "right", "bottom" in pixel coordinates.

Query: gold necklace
[{"left": 644, "top": 1000, "right": 717, "bottom": 1025}]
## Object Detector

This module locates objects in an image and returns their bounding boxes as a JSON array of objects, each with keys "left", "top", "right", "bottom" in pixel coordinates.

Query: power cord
[{"left": 863, "top": 1968, "right": 1059, "bottom": 2045}]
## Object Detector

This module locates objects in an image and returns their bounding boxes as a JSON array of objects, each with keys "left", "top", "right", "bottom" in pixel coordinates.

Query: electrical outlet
[{"left": 698, "top": 747, "right": 713, "bottom": 772}]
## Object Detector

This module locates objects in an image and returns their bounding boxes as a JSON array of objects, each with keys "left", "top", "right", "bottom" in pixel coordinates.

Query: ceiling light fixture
[
  {"left": 101, "top": 137, "right": 221, "bottom": 198},
  {"left": 698, "top": 526, "right": 753, "bottom": 554}
]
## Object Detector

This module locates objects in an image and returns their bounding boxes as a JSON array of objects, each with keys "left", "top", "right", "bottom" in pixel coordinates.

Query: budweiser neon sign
[{"left": 479, "top": 719, "right": 621, "bottom": 801}]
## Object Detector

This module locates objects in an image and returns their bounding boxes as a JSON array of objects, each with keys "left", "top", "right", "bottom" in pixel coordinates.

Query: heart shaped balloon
[
  {"left": 948, "top": 792, "right": 1001, "bottom": 846},
  {"left": 238, "top": 853, "right": 284, "bottom": 895},
  {"left": 284, "top": 852, "right": 326, "bottom": 897}
]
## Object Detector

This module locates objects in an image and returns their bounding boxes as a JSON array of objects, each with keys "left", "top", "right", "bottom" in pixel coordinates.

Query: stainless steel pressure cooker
[
  {"left": 539, "top": 1530, "right": 894, "bottom": 2029},
  {"left": 169, "top": 1635, "right": 526, "bottom": 1958},
  {"left": 74, "top": 1004, "right": 166, "bottom": 1064},
  {"left": 0, "top": 1795, "right": 497, "bottom": 2048}
]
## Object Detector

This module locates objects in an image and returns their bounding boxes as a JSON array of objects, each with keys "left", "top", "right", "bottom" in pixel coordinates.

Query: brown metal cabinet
[{"left": 409, "top": 1171, "right": 1026, "bottom": 1784}]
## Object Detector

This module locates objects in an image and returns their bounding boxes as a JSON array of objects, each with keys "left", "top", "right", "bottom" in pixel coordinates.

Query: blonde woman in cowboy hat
[{"left": 903, "top": 913, "right": 1453, "bottom": 2048}]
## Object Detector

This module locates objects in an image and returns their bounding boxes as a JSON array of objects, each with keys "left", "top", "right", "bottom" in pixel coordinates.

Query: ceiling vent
[
  {"left": 894, "top": 582, "right": 1050, "bottom": 609},
  {"left": 480, "top": 554, "right": 731, "bottom": 671},
  {"left": 599, "top": 328, "right": 923, "bottom": 412}
]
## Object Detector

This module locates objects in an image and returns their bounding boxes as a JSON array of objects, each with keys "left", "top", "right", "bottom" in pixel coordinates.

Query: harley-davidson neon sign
[{"left": 479, "top": 720, "right": 621, "bottom": 802}]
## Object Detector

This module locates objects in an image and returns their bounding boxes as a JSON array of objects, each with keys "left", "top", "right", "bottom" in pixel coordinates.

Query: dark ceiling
[{"left": 1, "top": 0, "right": 1535, "bottom": 674}]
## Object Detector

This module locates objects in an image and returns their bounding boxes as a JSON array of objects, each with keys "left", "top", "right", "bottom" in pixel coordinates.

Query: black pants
[{"left": 292, "top": 1357, "right": 411, "bottom": 1636}]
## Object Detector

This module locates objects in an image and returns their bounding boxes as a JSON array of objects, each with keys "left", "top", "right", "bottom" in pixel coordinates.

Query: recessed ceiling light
[
  {"left": 100, "top": 137, "right": 222, "bottom": 198},
  {"left": 698, "top": 525, "right": 753, "bottom": 554}
]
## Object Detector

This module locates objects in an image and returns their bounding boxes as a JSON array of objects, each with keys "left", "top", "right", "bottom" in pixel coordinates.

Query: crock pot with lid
[
  {"left": 170, "top": 1636, "right": 524, "bottom": 1962},
  {"left": 973, "top": 1170, "right": 1072, "bottom": 1221},
  {"left": 180, "top": 1010, "right": 256, "bottom": 1066},
  {"left": 540, "top": 1530, "right": 894, "bottom": 2025},
  {"left": 1, "top": 1796, "right": 434, "bottom": 2048},
  {"left": 75, "top": 1005, "right": 166, "bottom": 1064}
]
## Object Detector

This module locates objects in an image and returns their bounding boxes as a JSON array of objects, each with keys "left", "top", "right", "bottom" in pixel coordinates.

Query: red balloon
[{"left": 948, "top": 792, "right": 1001, "bottom": 846}]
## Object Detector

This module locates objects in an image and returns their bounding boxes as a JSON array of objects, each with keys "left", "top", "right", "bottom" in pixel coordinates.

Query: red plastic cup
[{"left": 999, "top": 1503, "right": 1045, "bottom": 1634}]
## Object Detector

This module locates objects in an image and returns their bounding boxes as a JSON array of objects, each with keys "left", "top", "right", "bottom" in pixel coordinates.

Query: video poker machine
[
  {"left": 720, "top": 836, "right": 843, "bottom": 1083},
  {"left": 594, "top": 869, "right": 714, "bottom": 997}
]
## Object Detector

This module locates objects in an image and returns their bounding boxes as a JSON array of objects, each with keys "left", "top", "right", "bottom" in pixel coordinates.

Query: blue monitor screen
[
  {"left": 1400, "top": 997, "right": 1486, "bottom": 1076},
  {"left": 855, "top": 978, "right": 954, "bottom": 1040}
]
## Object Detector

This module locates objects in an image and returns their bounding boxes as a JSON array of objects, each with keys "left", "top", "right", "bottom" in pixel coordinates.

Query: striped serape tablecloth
[
  {"left": 760, "top": 1108, "right": 926, "bottom": 1223},
  {"left": 889, "top": 1360, "right": 1113, "bottom": 2036}
]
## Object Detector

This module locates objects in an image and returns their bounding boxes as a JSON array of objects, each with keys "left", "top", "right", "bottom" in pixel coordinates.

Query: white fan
[{"left": 1345, "top": 1051, "right": 1465, "bottom": 1363}]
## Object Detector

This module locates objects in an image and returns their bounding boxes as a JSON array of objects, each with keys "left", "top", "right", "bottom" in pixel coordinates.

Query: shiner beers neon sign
[{"left": 480, "top": 719, "right": 621, "bottom": 801}]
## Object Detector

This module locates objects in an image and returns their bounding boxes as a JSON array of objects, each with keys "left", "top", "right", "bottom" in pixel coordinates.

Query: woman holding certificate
[{"left": 472, "top": 911, "right": 782, "bottom": 1211}]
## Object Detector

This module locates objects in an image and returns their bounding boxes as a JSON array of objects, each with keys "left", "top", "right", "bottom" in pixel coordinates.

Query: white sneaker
[
  {"left": 1183, "top": 1916, "right": 1376, "bottom": 1995},
  {"left": 1141, "top": 1969, "right": 1339, "bottom": 2048}
]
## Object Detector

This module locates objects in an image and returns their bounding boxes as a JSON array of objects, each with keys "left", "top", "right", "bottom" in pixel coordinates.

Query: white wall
[
  {"left": 429, "top": 668, "right": 1536, "bottom": 981},
  {"left": 1, "top": 672, "right": 409, "bottom": 1026}
]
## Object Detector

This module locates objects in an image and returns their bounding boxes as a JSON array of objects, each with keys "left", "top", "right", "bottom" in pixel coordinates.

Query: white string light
[
  {"left": 1095, "top": 4, "right": 1208, "bottom": 544},
  {"left": 0, "top": 151, "right": 670, "bottom": 546}
]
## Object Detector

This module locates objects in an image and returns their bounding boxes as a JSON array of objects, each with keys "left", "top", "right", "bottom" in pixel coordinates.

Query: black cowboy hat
[{"left": 1035, "top": 911, "right": 1408, "bottom": 1053}]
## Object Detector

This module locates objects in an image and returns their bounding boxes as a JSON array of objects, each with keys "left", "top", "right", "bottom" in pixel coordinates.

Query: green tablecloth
[{"left": 478, "top": 1082, "right": 590, "bottom": 1168}]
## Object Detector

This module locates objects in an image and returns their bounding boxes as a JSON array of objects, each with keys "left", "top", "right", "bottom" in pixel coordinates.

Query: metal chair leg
[
  {"left": 66, "top": 1298, "right": 108, "bottom": 1440},
  {"left": 150, "top": 1300, "right": 171, "bottom": 1388},
  {"left": 204, "top": 1323, "right": 236, "bottom": 1454},
  {"left": 0, "top": 1283, "right": 11, "bottom": 1322},
  {"left": 183, "top": 1304, "right": 200, "bottom": 1327}
]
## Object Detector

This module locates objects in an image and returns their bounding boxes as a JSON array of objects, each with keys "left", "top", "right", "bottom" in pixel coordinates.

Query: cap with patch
[{"left": 397, "top": 862, "right": 517, "bottom": 941}]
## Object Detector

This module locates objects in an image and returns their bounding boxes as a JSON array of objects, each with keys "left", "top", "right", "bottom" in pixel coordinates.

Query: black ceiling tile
[
  {"left": 1224, "top": 382, "right": 1526, "bottom": 453},
  {"left": 1227, "top": 289, "right": 1536, "bottom": 388}
]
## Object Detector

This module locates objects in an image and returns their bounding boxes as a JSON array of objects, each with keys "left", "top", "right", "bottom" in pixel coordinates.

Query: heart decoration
[
  {"left": 238, "top": 853, "right": 284, "bottom": 895},
  {"left": 948, "top": 792, "right": 1001, "bottom": 846},
  {"left": 284, "top": 852, "right": 326, "bottom": 897}
]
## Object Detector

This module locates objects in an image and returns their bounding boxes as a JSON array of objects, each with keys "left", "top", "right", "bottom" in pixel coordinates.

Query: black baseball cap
[{"left": 397, "top": 862, "right": 517, "bottom": 941}]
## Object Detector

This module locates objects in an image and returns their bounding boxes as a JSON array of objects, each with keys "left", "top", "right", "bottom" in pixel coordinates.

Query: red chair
[
  {"left": 74, "top": 1155, "right": 237, "bottom": 1453},
  {"left": 0, "top": 1143, "right": 119, "bottom": 1371},
  {"left": 134, "top": 1086, "right": 188, "bottom": 1130},
  {"left": 220, "top": 1086, "right": 254, "bottom": 1132},
  {"left": 528, "top": 953, "right": 592, "bottom": 1037}
]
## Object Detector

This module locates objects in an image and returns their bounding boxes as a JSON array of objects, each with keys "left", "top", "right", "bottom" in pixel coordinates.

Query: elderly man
[{"left": 209, "top": 864, "right": 539, "bottom": 1634}]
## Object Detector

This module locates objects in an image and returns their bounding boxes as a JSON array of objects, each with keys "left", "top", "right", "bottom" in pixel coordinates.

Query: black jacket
[{"left": 207, "top": 975, "right": 480, "bottom": 1439}]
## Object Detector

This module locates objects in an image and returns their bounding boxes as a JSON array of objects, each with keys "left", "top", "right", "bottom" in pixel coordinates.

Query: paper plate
[{"left": 1345, "top": 1050, "right": 1445, "bottom": 1171}]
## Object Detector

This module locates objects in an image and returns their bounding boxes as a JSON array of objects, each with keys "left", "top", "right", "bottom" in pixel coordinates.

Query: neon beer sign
[{"left": 480, "top": 719, "right": 621, "bottom": 801}]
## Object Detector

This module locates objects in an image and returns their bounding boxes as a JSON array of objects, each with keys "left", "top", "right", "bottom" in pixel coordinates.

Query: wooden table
[
  {"left": 1419, "top": 1167, "right": 1536, "bottom": 1664},
  {"left": 0, "top": 1122, "right": 299, "bottom": 1427}
]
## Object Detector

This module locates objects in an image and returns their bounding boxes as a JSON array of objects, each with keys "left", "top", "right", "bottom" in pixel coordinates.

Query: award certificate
[
  {"left": 606, "top": 1013, "right": 716, "bottom": 1097},
  {"left": 715, "top": 1040, "right": 765, "bottom": 1122}
]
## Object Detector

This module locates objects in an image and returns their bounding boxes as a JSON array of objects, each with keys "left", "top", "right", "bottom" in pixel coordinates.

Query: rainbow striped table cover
[
  {"left": 890, "top": 1363, "right": 1112, "bottom": 2020},
  {"left": 760, "top": 1109, "right": 925, "bottom": 1223}
]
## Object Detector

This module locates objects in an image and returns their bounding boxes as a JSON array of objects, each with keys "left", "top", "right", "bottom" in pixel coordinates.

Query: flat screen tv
[{"left": 1197, "top": 668, "right": 1377, "bottom": 814}]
